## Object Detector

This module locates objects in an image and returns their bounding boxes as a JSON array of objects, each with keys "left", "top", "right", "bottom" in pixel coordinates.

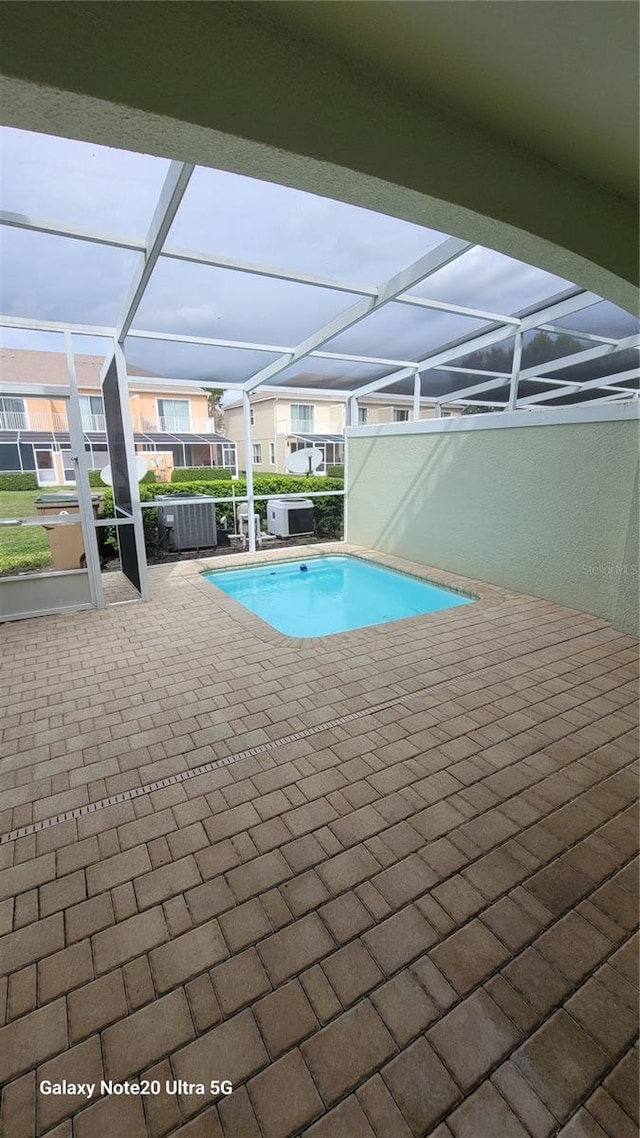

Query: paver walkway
[{"left": 1, "top": 545, "right": 638, "bottom": 1138}]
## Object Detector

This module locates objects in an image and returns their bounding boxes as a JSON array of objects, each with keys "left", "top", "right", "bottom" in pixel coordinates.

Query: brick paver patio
[{"left": 1, "top": 544, "right": 638, "bottom": 1138}]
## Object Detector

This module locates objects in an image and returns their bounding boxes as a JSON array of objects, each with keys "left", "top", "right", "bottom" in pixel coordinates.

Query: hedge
[
  {"left": 0, "top": 472, "right": 38, "bottom": 491},
  {"left": 89, "top": 469, "right": 156, "bottom": 487},
  {"left": 101, "top": 473, "right": 344, "bottom": 557},
  {"left": 171, "top": 467, "right": 235, "bottom": 482},
  {"left": 327, "top": 464, "right": 344, "bottom": 478}
]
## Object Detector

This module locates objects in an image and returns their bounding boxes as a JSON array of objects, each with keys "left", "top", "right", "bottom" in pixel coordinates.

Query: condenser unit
[
  {"left": 267, "top": 498, "right": 314, "bottom": 538},
  {"left": 155, "top": 493, "right": 217, "bottom": 551}
]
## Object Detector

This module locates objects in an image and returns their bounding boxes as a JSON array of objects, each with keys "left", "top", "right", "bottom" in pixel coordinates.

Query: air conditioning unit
[
  {"left": 267, "top": 498, "right": 314, "bottom": 538},
  {"left": 155, "top": 493, "right": 217, "bottom": 551}
]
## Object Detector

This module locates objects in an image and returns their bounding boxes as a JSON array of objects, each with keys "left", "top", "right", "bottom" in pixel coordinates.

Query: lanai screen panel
[
  {"left": 405, "top": 246, "right": 575, "bottom": 315},
  {"left": 131, "top": 258, "right": 358, "bottom": 345},
  {"left": 552, "top": 300, "right": 640, "bottom": 339},
  {"left": 322, "top": 303, "right": 491, "bottom": 361},
  {"left": 546, "top": 346, "right": 640, "bottom": 384},
  {"left": 274, "top": 357, "right": 393, "bottom": 391},
  {"left": 1, "top": 128, "right": 170, "bottom": 237},
  {"left": 521, "top": 328, "right": 595, "bottom": 370},
  {"left": 124, "top": 336, "right": 282, "bottom": 384},
  {"left": 165, "top": 165, "right": 447, "bottom": 287},
  {"left": 0, "top": 228, "right": 141, "bottom": 325}
]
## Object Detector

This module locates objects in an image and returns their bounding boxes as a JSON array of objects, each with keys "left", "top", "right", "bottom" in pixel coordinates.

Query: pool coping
[
  {"left": 198, "top": 548, "right": 476, "bottom": 639},
  {"left": 149, "top": 542, "right": 513, "bottom": 648}
]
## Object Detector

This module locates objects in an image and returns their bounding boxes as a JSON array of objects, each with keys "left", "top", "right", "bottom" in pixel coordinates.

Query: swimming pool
[{"left": 203, "top": 555, "right": 473, "bottom": 637}]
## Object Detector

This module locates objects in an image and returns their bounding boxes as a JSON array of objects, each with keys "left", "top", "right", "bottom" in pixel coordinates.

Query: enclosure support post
[
  {"left": 412, "top": 368, "right": 421, "bottom": 420},
  {"left": 508, "top": 332, "right": 523, "bottom": 410},
  {"left": 242, "top": 390, "right": 256, "bottom": 554}
]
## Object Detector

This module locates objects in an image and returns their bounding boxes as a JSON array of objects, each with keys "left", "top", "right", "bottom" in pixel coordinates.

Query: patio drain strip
[{"left": 1, "top": 692, "right": 411, "bottom": 845}]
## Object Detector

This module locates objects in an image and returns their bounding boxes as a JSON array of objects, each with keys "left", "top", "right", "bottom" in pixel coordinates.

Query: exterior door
[
  {"left": 60, "top": 449, "right": 76, "bottom": 484},
  {"left": 34, "top": 448, "right": 57, "bottom": 485}
]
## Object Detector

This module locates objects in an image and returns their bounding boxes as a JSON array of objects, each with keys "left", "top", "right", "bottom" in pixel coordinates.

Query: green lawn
[{"left": 0, "top": 488, "right": 73, "bottom": 574}]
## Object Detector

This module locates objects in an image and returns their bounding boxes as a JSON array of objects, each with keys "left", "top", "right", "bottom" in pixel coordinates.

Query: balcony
[
  {"left": 133, "top": 415, "right": 220, "bottom": 435},
  {"left": 277, "top": 417, "right": 317, "bottom": 436},
  {"left": 276, "top": 415, "right": 344, "bottom": 437},
  {"left": 0, "top": 411, "right": 69, "bottom": 432}
]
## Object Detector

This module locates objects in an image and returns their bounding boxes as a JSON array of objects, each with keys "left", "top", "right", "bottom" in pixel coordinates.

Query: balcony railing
[
  {"left": 81, "top": 413, "right": 106, "bottom": 432},
  {"left": 277, "top": 417, "right": 320, "bottom": 436},
  {"left": 0, "top": 411, "right": 28, "bottom": 430},
  {"left": 133, "top": 416, "right": 221, "bottom": 435},
  {"left": 0, "top": 411, "right": 69, "bottom": 431}
]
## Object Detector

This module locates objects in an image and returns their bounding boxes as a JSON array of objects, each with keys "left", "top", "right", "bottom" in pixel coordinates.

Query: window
[
  {"left": 158, "top": 398, "right": 190, "bottom": 432},
  {"left": 358, "top": 407, "right": 369, "bottom": 424},
  {"left": 79, "top": 394, "right": 105, "bottom": 431},
  {"left": 269, "top": 442, "right": 276, "bottom": 466},
  {"left": 392, "top": 408, "right": 410, "bottom": 422},
  {"left": 0, "top": 396, "right": 27, "bottom": 430},
  {"left": 290, "top": 403, "right": 314, "bottom": 433},
  {"left": 252, "top": 443, "right": 262, "bottom": 464},
  {"left": 221, "top": 443, "right": 236, "bottom": 470}
]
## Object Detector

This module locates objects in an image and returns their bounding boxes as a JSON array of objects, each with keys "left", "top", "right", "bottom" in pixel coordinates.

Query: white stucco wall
[{"left": 346, "top": 406, "right": 639, "bottom": 634}]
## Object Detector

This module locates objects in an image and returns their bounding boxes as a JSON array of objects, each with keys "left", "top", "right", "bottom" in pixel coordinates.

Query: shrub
[
  {"left": 171, "top": 467, "right": 235, "bottom": 482},
  {"left": 0, "top": 472, "right": 38, "bottom": 490},
  {"left": 100, "top": 474, "right": 344, "bottom": 559},
  {"left": 327, "top": 464, "right": 344, "bottom": 478},
  {"left": 155, "top": 475, "right": 344, "bottom": 538},
  {"left": 89, "top": 469, "right": 155, "bottom": 487},
  {"left": 100, "top": 486, "right": 161, "bottom": 558}
]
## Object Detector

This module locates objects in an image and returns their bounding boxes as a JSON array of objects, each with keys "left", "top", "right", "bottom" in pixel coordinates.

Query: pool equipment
[{"left": 267, "top": 498, "right": 314, "bottom": 538}]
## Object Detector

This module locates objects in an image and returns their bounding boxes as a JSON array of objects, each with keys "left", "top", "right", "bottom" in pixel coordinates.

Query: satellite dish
[
  {"left": 286, "top": 447, "right": 323, "bottom": 475},
  {"left": 99, "top": 456, "right": 148, "bottom": 486}
]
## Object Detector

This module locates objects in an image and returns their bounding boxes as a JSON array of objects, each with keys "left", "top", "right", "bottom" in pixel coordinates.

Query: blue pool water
[{"left": 203, "top": 555, "right": 473, "bottom": 637}]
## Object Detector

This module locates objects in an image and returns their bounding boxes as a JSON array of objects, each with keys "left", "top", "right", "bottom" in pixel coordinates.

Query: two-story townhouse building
[
  {"left": 0, "top": 350, "right": 237, "bottom": 485},
  {"left": 223, "top": 388, "right": 455, "bottom": 474}
]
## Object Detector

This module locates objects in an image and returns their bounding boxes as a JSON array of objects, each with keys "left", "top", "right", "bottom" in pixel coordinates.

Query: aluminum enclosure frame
[{"left": 2, "top": 149, "right": 639, "bottom": 572}]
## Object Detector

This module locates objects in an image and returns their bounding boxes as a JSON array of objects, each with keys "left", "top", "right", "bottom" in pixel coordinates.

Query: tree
[
  {"left": 460, "top": 403, "right": 503, "bottom": 415},
  {"left": 203, "top": 387, "right": 225, "bottom": 433}
]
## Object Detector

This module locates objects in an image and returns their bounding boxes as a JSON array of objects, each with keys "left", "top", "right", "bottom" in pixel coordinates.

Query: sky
[{"left": 0, "top": 126, "right": 637, "bottom": 401}]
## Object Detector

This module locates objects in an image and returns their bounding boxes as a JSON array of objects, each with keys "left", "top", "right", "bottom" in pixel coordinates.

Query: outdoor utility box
[
  {"left": 267, "top": 498, "right": 314, "bottom": 538},
  {"left": 35, "top": 493, "right": 103, "bottom": 571},
  {"left": 155, "top": 493, "right": 217, "bottom": 551}
]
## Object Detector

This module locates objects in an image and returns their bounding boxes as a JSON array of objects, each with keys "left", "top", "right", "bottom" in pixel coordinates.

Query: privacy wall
[{"left": 346, "top": 408, "right": 639, "bottom": 634}]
